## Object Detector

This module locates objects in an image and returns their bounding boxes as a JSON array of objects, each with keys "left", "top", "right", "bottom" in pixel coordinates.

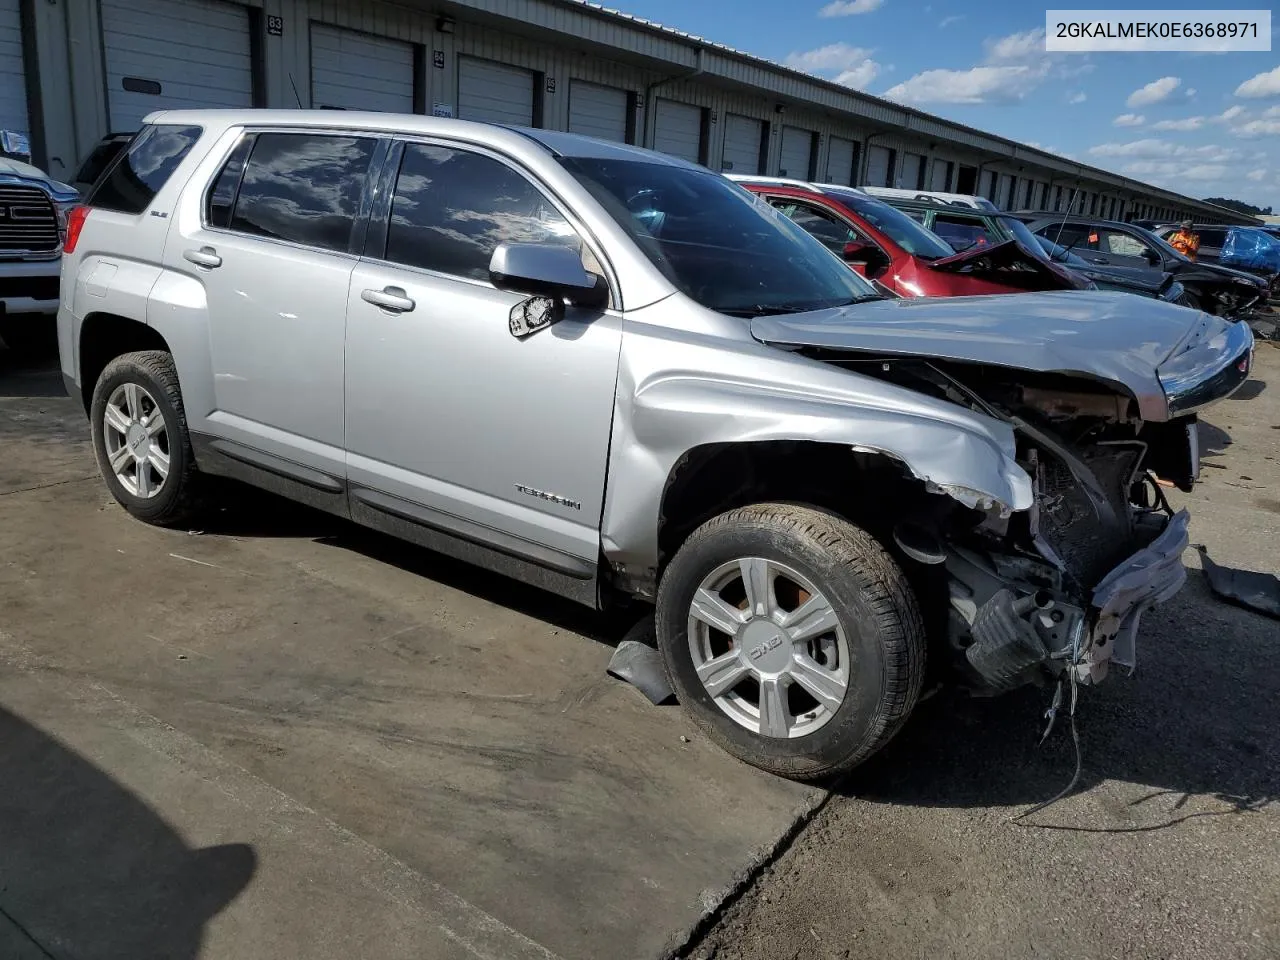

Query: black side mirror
[
  {"left": 841, "top": 240, "right": 891, "bottom": 278},
  {"left": 1143, "top": 248, "right": 1161, "bottom": 265},
  {"left": 489, "top": 243, "right": 608, "bottom": 310}
]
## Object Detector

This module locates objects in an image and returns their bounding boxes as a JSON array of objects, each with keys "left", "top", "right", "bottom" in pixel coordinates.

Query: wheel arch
[{"left": 78, "top": 312, "right": 172, "bottom": 415}]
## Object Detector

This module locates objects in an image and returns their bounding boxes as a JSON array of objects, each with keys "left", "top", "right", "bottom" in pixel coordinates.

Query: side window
[
  {"left": 901, "top": 209, "right": 927, "bottom": 224},
  {"left": 1199, "top": 229, "right": 1227, "bottom": 248},
  {"left": 932, "top": 214, "right": 994, "bottom": 251},
  {"left": 205, "top": 135, "right": 255, "bottom": 229},
  {"left": 384, "top": 143, "right": 588, "bottom": 282},
  {"left": 88, "top": 124, "right": 204, "bottom": 214},
  {"left": 769, "top": 200, "right": 858, "bottom": 253},
  {"left": 1101, "top": 230, "right": 1151, "bottom": 258},
  {"left": 1040, "top": 224, "right": 1094, "bottom": 250},
  {"left": 228, "top": 132, "right": 378, "bottom": 253}
]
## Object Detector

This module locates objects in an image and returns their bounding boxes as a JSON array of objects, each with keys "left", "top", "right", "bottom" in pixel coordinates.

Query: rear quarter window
[{"left": 88, "top": 124, "right": 203, "bottom": 214}]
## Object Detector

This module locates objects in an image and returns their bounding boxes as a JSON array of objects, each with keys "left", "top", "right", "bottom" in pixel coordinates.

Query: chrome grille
[{"left": 0, "top": 185, "right": 60, "bottom": 254}]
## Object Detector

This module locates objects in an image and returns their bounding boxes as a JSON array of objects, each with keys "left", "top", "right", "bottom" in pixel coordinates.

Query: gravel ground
[{"left": 683, "top": 341, "right": 1280, "bottom": 960}]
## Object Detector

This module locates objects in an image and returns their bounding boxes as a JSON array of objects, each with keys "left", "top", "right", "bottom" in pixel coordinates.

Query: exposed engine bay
[{"left": 830, "top": 357, "right": 1195, "bottom": 696}]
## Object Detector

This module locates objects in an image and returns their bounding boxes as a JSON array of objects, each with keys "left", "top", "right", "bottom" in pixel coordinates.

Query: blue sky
[{"left": 616, "top": 0, "right": 1280, "bottom": 209}]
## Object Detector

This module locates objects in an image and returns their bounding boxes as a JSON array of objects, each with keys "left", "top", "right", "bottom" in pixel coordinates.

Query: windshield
[
  {"left": 557, "top": 157, "right": 878, "bottom": 315},
  {"left": 1034, "top": 234, "right": 1087, "bottom": 266},
  {"left": 825, "top": 189, "right": 954, "bottom": 260},
  {"left": 998, "top": 215, "right": 1052, "bottom": 259}
]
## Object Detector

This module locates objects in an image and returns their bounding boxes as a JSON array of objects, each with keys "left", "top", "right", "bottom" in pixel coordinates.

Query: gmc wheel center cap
[
  {"left": 740, "top": 619, "right": 791, "bottom": 673},
  {"left": 126, "top": 424, "right": 148, "bottom": 456}
]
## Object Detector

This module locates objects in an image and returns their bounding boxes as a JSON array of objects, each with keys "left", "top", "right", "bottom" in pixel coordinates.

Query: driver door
[{"left": 343, "top": 141, "right": 622, "bottom": 577}]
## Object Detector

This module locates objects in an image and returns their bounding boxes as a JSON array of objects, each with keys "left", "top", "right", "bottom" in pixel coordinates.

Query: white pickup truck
[{"left": 0, "top": 155, "right": 80, "bottom": 353}]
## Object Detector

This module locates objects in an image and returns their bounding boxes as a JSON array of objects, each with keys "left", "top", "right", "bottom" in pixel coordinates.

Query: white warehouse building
[{"left": 5, "top": 0, "right": 1255, "bottom": 224}]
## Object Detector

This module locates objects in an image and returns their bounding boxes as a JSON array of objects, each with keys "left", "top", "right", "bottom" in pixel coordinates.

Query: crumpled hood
[{"left": 751, "top": 289, "right": 1208, "bottom": 422}]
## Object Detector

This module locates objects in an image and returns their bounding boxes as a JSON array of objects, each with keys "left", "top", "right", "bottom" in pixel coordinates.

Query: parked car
[
  {"left": 730, "top": 176, "right": 1086, "bottom": 297},
  {"left": 1020, "top": 213, "right": 1269, "bottom": 319},
  {"left": 0, "top": 155, "right": 80, "bottom": 353},
  {"left": 1033, "top": 234, "right": 1194, "bottom": 305},
  {"left": 70, "top": 132, "right": 136, "bottom": 196},
  {"left": 1152, "top": 224, "right": 1280, "bottom": 301},
  {"left": 871, "top": 194, "right": 1203, "bottom": 304},
  {"left": 858, "top": 186, "right": 999, "bottom": 211},
  {"left": 60, "top": 110, "right": 1253, "bottom": 781}
]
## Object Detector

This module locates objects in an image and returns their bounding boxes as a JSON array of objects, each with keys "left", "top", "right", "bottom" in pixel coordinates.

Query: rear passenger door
[
  {"left": 343, "top": 140, "right": 622, "bottom": 578},
  {"left": 164, "top": 130, "right": 383, "bottom": 487}
]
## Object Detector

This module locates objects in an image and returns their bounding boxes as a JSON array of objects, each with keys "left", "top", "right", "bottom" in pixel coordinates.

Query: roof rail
[{"left": 724, "top": 174, "right": 825, "bottom": 195}]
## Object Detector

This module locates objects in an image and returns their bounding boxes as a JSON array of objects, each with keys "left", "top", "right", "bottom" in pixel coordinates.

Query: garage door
[
  {"left": 653, "top": 99, "right": 702, "bottom": 164},
  {"left": 311, "top": 24, "right": 414, "bottom": 113},
  {"left": 778, "top": 126, "right": 813, "bottom": 180},
  {"left": 866, "top": 145, "right": 892, "bottom": 187},
  {"left": 720, "top": 113, "right": 762, "bottom": 174},
  {"left": 0, "top": 0, "right": 26, "bottom": 139},
  {"left": 101, "top": 0, "right": 254, "bottom": 131},
  {"left": 568, "top": 81, "right": 628, "bottom": 142},
  {"left": 929, "top": 159, "right": 952, "bottom": 191},
  {"left": 825, "top": 136, "right": 856, "bottom": 185},
  {"left": 458, "top": 57, "right": 534, "bottom": 126},
  {"left": 898, "top": 152, "right": 924, "bottom": 190}
]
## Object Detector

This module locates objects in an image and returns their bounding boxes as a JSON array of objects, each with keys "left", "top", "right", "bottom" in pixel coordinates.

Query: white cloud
[
  {"left": 938, "top": 14, "right": 964, "bottom": 28},
  {"left": 784, "top": 42, "right": 882, "bottom": 90},
  {"left": 1234, "top": 119, "right": 1280, "bottom": 138},
  {"left": 1215, "top": 105, "right": 1247, "bottom": 123},
  {"left": 1247, "top": 168, "right": 1269, "bottom": 181},
  {"left": 1113, "top": 113, "right": 1145, "bottom": 127},
  {"left": 1126, "top": 76, "right": 1181, "bottom": 107},
  {"left": 985, "top": 28, "right": 1044, "bottom": 62},
  {"left": 884, "top": 65, "right": 1039, "bottom": 104},
  {"left": 819, "top": 0, "right": 883, "bottom": 16},
  {"left": 784, "top": 42, "right": 876, "bottom": 72},
  {"left": 1237, "top": 66, "right": 1280, "bottom": 98},
  {"left": 1089, "top": 140, "right": 1240, "bottom": 163},
  {"left": 1068, "top": 91, "right": 1087, "bottom": 104},
  {"left": 1185, "top": 88, "right": 1197, "bottom": 98},
  {"left": 1151, "top": 116, "right": 1205, "bottom": 132},
  {"left": 1265, "top": 105, "right": 1280, "bottom": 118}
]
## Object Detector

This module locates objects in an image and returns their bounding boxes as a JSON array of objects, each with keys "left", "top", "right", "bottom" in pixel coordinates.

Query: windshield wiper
[{"left": 718, "top": 303, "right": 820, "bottom": 317}]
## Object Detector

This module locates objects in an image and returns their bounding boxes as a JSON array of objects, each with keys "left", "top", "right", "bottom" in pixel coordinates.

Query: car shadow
[
  {"left": 1197, "top": 418, "right": 1232, "bottom": 458},
  {"left": 0, "top": 346, "right": 67, "bottom": 399},
  {"left": 839, "top": 572, "right": 1279, "bottom": 829},
  {"left": 1230, "top": 378, "right": 1267, "bottom": 402},
  {"left": 0, "top": 704, "right": 256, "bottom": 957},
  {"left": 199, "top": 482, "right": 639, "bottom": 648}
]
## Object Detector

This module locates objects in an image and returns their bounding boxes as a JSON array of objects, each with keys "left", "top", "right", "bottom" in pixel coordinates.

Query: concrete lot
[
  {"left": 0, "top": 346, "right": 819, "bottom": 960},
  {"left": 686, "top": 342, "right": 1280, "bottom": 960},
  {"left": 2, "top": 340, "right": 1278, "bottom": 960}
]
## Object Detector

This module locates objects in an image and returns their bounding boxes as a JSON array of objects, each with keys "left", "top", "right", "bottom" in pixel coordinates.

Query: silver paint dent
[
  {"left": 749, "top": 289, "right": 1213, "bottom": 423},
  {"left": 600, "top": 296, "right": 1035, "bottom": 574}
]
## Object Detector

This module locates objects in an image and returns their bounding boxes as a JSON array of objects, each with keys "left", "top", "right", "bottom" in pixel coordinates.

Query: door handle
[
  {"left": 361, "top": 286, "right": 416, "bottom": 313},
  {"left": 184, "top": 246, "right": 222, "bottom": 269}
]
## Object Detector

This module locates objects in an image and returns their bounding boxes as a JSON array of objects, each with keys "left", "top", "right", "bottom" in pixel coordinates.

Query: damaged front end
[{"left": 862, "top": 361, "right": 1199, "bottom": 695}]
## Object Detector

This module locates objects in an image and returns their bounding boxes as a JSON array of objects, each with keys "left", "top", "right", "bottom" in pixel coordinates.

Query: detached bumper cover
[{"left": 1084, "top": 509, "right": 1190, "bottom": 683}]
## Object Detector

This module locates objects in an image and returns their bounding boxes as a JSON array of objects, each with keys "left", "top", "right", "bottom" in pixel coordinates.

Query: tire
[
  {"left": 655, "top": 503, "right": 925, "bottom": 782},
  {"left": 89, "top": 350, "right": 202, "bottom": 527}
]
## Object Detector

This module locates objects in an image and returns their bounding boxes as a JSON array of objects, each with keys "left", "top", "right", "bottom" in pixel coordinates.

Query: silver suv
[{"left": 59, "top": 111, "right": 1253, "bottom": 781}]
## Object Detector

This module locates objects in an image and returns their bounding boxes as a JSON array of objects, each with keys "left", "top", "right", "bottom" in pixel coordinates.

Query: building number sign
[{"left": 266, "top": 15, "right": 283, "bottom": 36}]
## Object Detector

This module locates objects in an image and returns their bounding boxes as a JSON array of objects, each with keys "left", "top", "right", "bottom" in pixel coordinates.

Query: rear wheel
[
  {"left": 655, "top": 503, "right": 926, "bottom": 781},
  {"left": 90, "top": 350, "right": 202, "bottom": 526}
]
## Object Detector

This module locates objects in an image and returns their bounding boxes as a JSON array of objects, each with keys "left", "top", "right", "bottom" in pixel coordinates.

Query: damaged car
[{"left": 60, "top": 113, "right": 1254, "bottom": 782}]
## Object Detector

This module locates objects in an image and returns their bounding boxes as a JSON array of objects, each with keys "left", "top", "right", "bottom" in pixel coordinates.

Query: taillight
[{"left": 63, "top": 205, "right": 89, "bottom": 254}]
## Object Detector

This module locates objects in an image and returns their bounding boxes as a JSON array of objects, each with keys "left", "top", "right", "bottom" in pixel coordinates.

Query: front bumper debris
[{"left": 1082, "top": 509, "right": 1190, "bottom": 683}]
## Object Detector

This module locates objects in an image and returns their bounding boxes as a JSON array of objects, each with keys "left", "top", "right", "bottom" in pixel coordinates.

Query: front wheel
[{"left": 655, "top": 503, "right": 926, "bottom": 781}]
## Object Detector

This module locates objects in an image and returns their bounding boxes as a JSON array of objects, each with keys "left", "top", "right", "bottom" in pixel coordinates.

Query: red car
[{"left": 734, "top": 177, "right": 1088, "bottom": 298}]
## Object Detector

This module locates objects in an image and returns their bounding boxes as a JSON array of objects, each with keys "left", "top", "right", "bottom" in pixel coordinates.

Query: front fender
[{"left": 600, "top": 315, "right": 1034, "bottom": 577}]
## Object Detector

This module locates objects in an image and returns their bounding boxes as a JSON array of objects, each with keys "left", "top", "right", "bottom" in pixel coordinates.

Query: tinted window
[
  {"left": 205, "top": 136, "right": 255, "bottom": 229},
  {"left": 74, "top": 138, "right": 130, "bottom": 188},
  {"left": 932, "top": 214, "right": 994, "bottom": 251},
  {"left": 89, "top": 124, "right": 202, "bottom": 214},
  {"left": 1198, "top": 228, "right": 1227, "bottom": 248},
  {"left": 771, "top": 200, "right": 858, "bottom": 254},
  {"left": 230, "top": 133, "right": 377, "bottom": 252},
  {"left": 559, "top": 156, "right": 877, "bottom": 315},
  {"left": 832, "top": 193, "right": 954, "bottom": 259},
  {"left": 1038, "top": 223, "right": 1095, "bottom": 251},
  {"left": 385, "top": 144, "right": 583, "bottom": 281}
]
